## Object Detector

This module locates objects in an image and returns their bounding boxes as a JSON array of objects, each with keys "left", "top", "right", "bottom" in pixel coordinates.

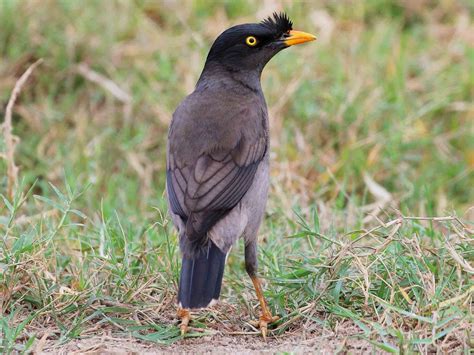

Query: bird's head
[{"left": 204, "top": 12, "right": 316, "bottom": 74}]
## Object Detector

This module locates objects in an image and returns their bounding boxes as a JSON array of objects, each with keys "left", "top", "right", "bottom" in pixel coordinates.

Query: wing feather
[{"left": 166, "top": 135, "right": 266, "bottom": 245}]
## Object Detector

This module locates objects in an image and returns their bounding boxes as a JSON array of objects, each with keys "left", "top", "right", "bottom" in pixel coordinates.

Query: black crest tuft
[{"left": 260, "top": 12, "right": 293, "bottom": 35}]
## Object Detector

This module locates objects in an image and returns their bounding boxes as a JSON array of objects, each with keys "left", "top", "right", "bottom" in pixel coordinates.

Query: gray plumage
[
  {"left": 167, "top": 65, "right": 269, "bottom": 256},
  {"left": 165, "top": 13, "right": 316, "bottom": 310}
]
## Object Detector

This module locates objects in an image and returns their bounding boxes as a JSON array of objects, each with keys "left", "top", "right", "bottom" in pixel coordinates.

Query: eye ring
[{"left": 245, "top": 36, "right": 257, "bottom": 46}]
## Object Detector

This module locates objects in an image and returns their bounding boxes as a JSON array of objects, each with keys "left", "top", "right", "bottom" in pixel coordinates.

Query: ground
[{"left": 40, "top": 331, "right": 371, "bottom": 354}]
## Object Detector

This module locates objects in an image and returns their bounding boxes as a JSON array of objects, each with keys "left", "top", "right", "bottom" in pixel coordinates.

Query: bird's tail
[{"left": 178, "top": 240, "right": 226, "bottom": 309}]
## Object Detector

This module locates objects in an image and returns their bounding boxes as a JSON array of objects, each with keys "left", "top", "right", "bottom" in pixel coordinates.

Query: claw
[
  {"left": 250, "top": 314, "right": 280, "bottom": 340},
  {"left": 260, "top": 314, "right": 280, "bottom": 340},
  {"left": 177, "top": 308, "right": 190, "bottom": 336},
  {"left": 260, "top": 318, "right": 268, "bottom": 340},
  {"left": 180, "top": 321, "right": 189, "bottom": 336},
  {"left": 249, "top": 319, "right": 259, "bottom": 327}
]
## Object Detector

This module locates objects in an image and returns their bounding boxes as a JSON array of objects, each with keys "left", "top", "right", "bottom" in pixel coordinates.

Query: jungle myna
[{"left": 166, "top": 12, "right": 316, "bottom": 338}]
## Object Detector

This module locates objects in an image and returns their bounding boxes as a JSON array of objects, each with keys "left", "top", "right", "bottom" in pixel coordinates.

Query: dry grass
[{"left": 1, "top": 59, "right": 43, "bottom": 200}]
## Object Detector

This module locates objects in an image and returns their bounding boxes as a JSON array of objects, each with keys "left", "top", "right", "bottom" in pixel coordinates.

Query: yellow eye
[{"left": 245, "top": 36, "right": 257, "bottom": 46}]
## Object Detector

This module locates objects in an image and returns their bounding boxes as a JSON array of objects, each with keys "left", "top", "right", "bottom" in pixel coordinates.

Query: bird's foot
[
  {"left": 250, "top": 313, "right": 280, "bottom": 340},
  {"left": 177, "top": 308, "right": 191, "bottom": 335}
]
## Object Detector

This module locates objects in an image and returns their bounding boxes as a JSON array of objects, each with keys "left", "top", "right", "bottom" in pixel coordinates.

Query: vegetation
[{"left": 1, "top": 1, "right": 472, "bottom": 353}]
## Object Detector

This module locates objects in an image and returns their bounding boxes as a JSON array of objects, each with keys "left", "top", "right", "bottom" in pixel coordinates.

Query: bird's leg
[
  {"left": 177, "top": 308, "right": 190, "bottom": 335},
  {"left": 245, "top": 241, "right": 279, "bottom": 339},
  {"left": 250, "top": 275, "right": 279, "bottom": 339}
]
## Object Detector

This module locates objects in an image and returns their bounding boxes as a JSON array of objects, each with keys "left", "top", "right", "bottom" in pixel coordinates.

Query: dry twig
[
  {"left": 1, "top": 58, "right": 43, "bottom": 200},
  {"left": 75, "top": 63, "right": 132, "bottom": 122}
]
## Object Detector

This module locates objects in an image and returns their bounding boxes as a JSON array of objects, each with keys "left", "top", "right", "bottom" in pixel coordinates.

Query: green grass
[{"left": 1, "top": 0, "right": 473, "bottom": 353}]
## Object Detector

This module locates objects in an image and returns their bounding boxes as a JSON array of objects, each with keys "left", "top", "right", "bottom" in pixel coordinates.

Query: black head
[{"left": 204, "top": 13, "right": 316, "bottom": 73}]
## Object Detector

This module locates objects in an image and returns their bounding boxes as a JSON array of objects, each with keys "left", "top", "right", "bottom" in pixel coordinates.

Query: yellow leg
[
  {"left": 250, "top": 276, "right": 279, "bottom": 340},
  {"left": 177, "top": 308, "right": 190, "bottom": 335}
]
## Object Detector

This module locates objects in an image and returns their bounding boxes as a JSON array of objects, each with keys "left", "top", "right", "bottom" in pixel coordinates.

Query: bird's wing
[{"left": 167, "top": 134, "right": 267, "bottom": 244}]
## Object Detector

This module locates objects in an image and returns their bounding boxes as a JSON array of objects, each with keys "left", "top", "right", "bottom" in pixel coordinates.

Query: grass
[{"left": 1, "top": 0, "right": 473, "bottom": 353}]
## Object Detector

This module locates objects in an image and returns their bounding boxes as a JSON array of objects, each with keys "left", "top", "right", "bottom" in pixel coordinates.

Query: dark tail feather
[{"left": 178, "top": 240, "right": 226, "bottom": 309}]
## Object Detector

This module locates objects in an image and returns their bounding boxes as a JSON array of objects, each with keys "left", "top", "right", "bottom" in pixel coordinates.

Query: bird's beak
[{"left": 284, "top": 30, "right": 317, "bottom": 46}]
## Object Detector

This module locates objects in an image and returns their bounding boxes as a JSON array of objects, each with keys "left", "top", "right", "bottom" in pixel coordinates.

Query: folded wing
[{"left": 167, "top": 134, "right": 267, "bottom": 248}]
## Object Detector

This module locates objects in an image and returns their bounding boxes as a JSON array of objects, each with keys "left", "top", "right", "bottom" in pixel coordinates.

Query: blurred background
[
  {"left": 0, "top": 1, "right": 473, "bottom": 351},
  {"left": 1, "top": 0, "right": 472, "bottom": 222}
]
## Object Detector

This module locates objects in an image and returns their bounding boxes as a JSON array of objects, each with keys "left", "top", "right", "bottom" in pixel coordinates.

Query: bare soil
[{"left": 39, "top": 327, "right": 372, "bottom": 354}]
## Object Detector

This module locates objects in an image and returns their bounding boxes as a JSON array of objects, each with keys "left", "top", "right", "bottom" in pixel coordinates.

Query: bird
[{"left": 166, "top": 12, "right": 316, "bottom": 338}]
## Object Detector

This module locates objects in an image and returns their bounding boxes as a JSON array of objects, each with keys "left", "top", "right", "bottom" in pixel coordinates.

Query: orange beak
[{"left": 284, "top": 30, "right": 317, "bottom": 46}]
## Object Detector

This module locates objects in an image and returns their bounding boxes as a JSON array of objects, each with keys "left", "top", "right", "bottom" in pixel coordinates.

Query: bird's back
[
  {"left": 167, "top": 82, "right": 269, "bottom": 249},
  {"left": 168, "top": 85, "right": 267, "bottom": 166}
]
